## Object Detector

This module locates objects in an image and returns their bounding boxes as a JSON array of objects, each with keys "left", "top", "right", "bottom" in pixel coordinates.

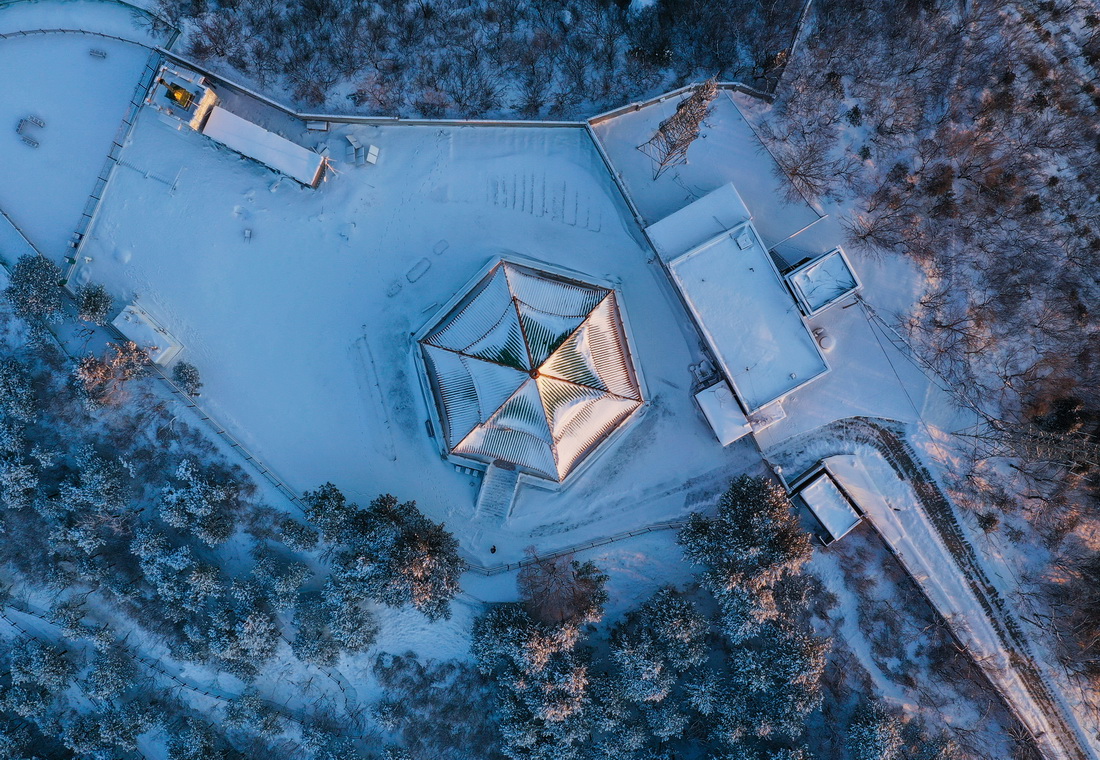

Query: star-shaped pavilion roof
[{"left": 420, "top": 261, "right": 643, "bottom": 481}]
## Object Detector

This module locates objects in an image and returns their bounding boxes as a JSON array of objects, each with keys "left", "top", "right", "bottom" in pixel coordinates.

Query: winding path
[{"left": 767, "top": 416, "right": 1095, "bottom": 760}]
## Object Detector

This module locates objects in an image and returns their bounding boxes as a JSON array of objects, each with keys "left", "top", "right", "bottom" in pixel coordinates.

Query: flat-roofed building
[
  {"left": 112, "top": 303, "right": 183, "bottom": 366},
  {"left": 647, "top": 183, "right": 830, "bottom": 413},
  {"left": 202, "top": 106, "right": 326, "bottom": 188}
]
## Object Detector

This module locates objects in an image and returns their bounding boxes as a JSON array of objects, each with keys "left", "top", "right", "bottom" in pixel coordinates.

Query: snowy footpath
[{"left": 768, "top": 418, "right": 1097, "bottom": 760}]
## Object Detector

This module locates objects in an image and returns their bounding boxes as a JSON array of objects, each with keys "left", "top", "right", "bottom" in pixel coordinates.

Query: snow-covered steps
[{"left": 475, "top": 461, "right": 519, "bottom": 524}]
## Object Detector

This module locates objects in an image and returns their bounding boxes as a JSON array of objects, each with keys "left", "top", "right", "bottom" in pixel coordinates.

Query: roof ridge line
[{"left": 537, "top": 372, "right": 641, "bottom": 403}]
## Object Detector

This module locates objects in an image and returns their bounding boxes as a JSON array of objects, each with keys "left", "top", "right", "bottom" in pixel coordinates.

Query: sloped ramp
[{"left": 475, "top": 460, "right": 519, "bottom": 524}]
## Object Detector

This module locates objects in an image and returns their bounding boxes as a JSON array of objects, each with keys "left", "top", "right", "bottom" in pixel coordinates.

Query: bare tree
[{"left": 517, "top": 547, "right": 607, "bottom": 625}]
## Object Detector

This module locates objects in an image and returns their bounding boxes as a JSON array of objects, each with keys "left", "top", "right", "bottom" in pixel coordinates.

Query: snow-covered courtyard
[
  {"left": 74, "top": 109, "right": 766, "bottom": 564},
  {"left": 2, "top": 3, "right": 1100, "bottom": 758},
  {"left": 0, "top": 29, "right": 156, "bottom": 257}
]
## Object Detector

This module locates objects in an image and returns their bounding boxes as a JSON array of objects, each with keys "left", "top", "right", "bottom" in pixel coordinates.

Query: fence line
[
  {"left": 0, "top": 604, "right": 154, "bottom": 760},
  {"left": 587, "top": 80, "right": 774, "bottom": 126},
  {"left": 64, "top": 49, "right": 161, "bottom": 285},
  {"left": 0, "top": 25, "right": 152, "bottom": 44},
  {"left": 466, "top": 519, "right": 690, "bottom": 576},
  {"left": 0, "top": 204, "right": 40, "bottom": 262}
]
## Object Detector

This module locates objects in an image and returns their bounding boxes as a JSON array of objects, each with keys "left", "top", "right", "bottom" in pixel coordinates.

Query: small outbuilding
[
  {"left": 202, "top": 106, "right": 327, "bottom": 187},
  {"left": 111, "top": 303, "right": 183, "bottom": 366},
  {"left": 784, "top": 247, "right": 861, "bottom": 316},
  {"left": 792, "top": 465, "right": 863, "bottom": 545},
  {"left": 694, "top": 381, "right": 752, "bottom": 446}
]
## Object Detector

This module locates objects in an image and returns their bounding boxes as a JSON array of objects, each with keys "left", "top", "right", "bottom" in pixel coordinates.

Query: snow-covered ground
[
  {"left": 0, "top": 31, "right": 153, "bottom": 256},
  {"left": 5, "top": 19, "right": 1089, "bottom": 752},
  {"left": 75, "top": 109, "right": 766, "bottom": 566},
  {"left": 0, "top": 0, "right": 169, "bottom": 46},
  {"left": 591, "top": 89, "right": 972, "bottom": 449},
  {"left": 591, "top": 92, "right": 822, "bottom": 246}
]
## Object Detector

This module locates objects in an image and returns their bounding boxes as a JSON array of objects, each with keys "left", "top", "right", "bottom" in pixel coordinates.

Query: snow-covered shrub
[
  {"left": 172, "top": 360, "right": 202, "bottom": 395},
  {"left": 75, "top": 282, "right": 113, "bottom": 325}
]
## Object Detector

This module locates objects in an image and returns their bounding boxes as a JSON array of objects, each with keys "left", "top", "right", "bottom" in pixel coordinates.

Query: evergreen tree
[
  {"left": 327, "top": 491, "right": 462, "bottom": 621},
  {"left": 0, "top": 639, "right": 77, "bottom": 719},
  {"left": 47, "top": 447, "right": 133, "bottom": 556},
  {"left": 199, "top": 579, "right": 280, "bottom": 679},
  {"left": 292, "top": 586, "right": 377, "bottom": 666},
  {"left": 302, "top": 482, "right": 356, "bottom": 543},
  {"left": 223, "top": 690, "right": 284, "bottom": 738},
  {"left": 167, "top": 717, "right": 226, "bottom": 760},
  {"left": 0, "top": 719, "right": 37, "bottom": 759},
  {"left": 172, "top": 360, "right": 203, "bottom": 396},
  {"left": 301, "top": 724, "right": 359, "bottom": 760},
  {"left": 912, "top": 734, "right": 964, "bottom": 760},
  {"left": 679, "top": 476, "right": 811, "bottom": 642},
  {"left": 609, "top": 586, "right": 707, "bottom": 705},
  {"left": 473, "top": 604, "right": 590, "bottom": 760},
  {"left": 0, "top": 420, "right": 36, "bottom": 511},
  {"left": 84, "top": 645, "right": 137, "bottom": 701},
  {"left": 716, "top": 624, "right": 828, "bottom": 744},
  {"left": 252, "top": 547, "right": 310, "bottom": 612},
  {"left": 278, "top": 516, "right": 319, "bottom": 551},
  {"left": 60, "top": 702, "right": 155, "bottom": 758},
  {"left": 131, "top": 527, "right": 221, "bottom": 617},
  {"left": 3, "top": 255, "right": 62, "bottom": 324},
  {"left": 846, "top": 701, "right": 904, "bottom": 760},
  {"left": 292, "top": 590, "right": 341, "bottom": 667},
  {"left": 160, "top": 460, "right": 243, "bottom": 547},
  {"left": 76, "top": 282, "right": 113, "bottom": 326},
  {"left": 0, "top": 358, "right": 35, "bottom": 423}
]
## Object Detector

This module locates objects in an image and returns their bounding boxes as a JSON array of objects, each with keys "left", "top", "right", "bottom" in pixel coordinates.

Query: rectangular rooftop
[
  {"left": 666, "top": 222, "right": 829, "bottom": 412},
  {"left": 202, "top": 106, "right": 325, "bottom": 187}
]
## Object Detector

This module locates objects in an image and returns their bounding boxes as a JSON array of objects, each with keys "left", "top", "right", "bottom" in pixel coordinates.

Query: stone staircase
[{"left": 475, "top": 461, "right": 519, "bottom": 524}]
